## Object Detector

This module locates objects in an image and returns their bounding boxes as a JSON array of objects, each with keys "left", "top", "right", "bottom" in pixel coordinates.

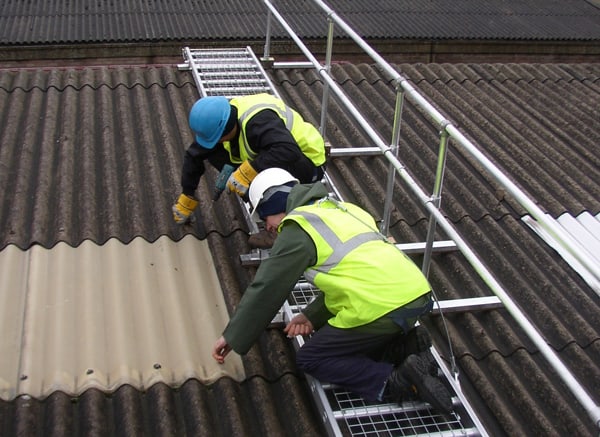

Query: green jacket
[
  {"left": 222, "top": 182, "right": 423, "bottom": 354},
  {"left": 223, "top": 182, "right": 325, "bottom": 354}
]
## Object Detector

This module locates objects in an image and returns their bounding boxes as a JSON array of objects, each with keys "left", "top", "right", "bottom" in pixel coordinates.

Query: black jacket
[{"left": 180, "top": 108, "right": 320, "bottom": 196}]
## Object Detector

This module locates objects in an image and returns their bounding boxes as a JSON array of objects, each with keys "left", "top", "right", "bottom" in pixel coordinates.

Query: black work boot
[
  {"left": 382, "top": 325, "right": 432, "bottom": 366},
  {"left": 385, "top": 366, "right": 417, "bottom": 403},
  {"left": 400, "top": 354, "right": 453, "bottom": 414},
  {"left": 404, "top": 326, "right": 439, "bottom": 377},
  {"left": 418, "top": 349, "right": 440, "bottom": 377},
  {"left": 404, "top": 325, "right": 432, "bottom": 356}
]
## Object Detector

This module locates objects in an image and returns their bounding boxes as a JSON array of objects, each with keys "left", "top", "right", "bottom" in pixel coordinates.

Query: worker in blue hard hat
[
  {"left": 172, "top": 93, "right": 327, "bottom": 231},
  {"left": 211, "top": 168, "right": 454, "bottom": 415}
]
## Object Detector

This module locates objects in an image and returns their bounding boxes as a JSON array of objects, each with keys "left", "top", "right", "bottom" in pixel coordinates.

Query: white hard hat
[{"left": 249, "top": 168, "right": 299, "bottom": 221}]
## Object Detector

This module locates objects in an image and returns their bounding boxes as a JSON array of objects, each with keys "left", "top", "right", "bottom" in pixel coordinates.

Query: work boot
[
  {"left": 382, "top": 325, "right": 433, "bottom": 368},
  {"left": 398, "top": 354, "right": 453, "bottom": 414},
  {"left": 418, "top": 349, "right": 440, "bottom": 377},
  {"left": 385, "top": 365, "right": 418, "bottom": 403},
  {"left": 248, "top": 229, "right": 277, "bottom": 249},
  {"left": 404, "top": 325, "right": 432, "bottom": 356}
]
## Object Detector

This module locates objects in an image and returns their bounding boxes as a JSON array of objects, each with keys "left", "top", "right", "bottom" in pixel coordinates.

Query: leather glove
[
  {"left": 172, "top": 193, "right": 198, "bottom": 224},
  {"left": 226, "top": 160, "right": 258, "bottom": 198}
]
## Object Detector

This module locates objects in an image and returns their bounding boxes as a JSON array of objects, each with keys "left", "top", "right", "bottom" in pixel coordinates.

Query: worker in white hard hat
[
  {"left": 171, "top": 94, "right": 327, "bottom": 232},
  {"left": 211, "top": 168, "right": 454, "bottom": 415}
]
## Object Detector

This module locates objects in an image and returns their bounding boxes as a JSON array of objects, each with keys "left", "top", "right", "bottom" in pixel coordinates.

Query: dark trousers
[{"left": 295, "top": 322, "right": 401, "bottom": 402}]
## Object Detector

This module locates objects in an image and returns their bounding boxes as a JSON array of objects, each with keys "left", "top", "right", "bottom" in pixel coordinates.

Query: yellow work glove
[
  {"left": 226, "top": 160, "right": 258, "bottom": 198},
  {"left": 172, "top": 193, "right": 198, "bottom": 224}
]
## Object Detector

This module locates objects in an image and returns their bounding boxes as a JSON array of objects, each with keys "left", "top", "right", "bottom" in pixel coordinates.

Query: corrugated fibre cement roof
[
  {"left": 0, "top": 61, "right": 599, "bottom": 436},
  {"left": 1, "top": 0, "right": 600, "bottom": 45},
  {"left": 0, "top": 235, "right": 244, "bottom": 400}
]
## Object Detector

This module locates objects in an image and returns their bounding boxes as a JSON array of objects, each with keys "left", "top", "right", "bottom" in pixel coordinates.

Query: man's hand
[
  {"left": 172, "top": 193, "right": 198, "bottom": 224},
  {"left": 212, "top": 336, "right": 232, "bottom": 364},
  {"left": 226, "top": 160, "right": 258, "bottom": 197},
  {"left": 284, "top": 313, "right": 314, "bottom": 338}
]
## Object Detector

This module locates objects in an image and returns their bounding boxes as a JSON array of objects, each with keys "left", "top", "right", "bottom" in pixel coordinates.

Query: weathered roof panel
[
  {"left": 0, "top": 236, "right": 245, "bottom": 400},
  {"left": 0, "top": 378, "right": 324, "bottom": 436},
  {"left": 1, "top": 0, "right": 600, "bottom": 45}
]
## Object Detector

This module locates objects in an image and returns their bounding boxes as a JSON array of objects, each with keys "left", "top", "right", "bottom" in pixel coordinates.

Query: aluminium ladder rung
[
  {"left": 186, "top": 54, "right": 258, "bottom": 60},
  {"left": 200, "top": 79, "right": 269, "bottom": 89},
  {"left": 239, "top": 240, "right": 457, "bottom": 267},
  {"left": 329, "top": 147, "right": 383, "bottom": 157},
  {"left": 433, "top": 296, "right": 503, "bottom": 313},
  {"left": 270, "top": 296, "right": 504, "bottom": 326},
  {"left": 203, "top": 86, "right": 272, "bottom": 94},
  {"left": 190, "top": 63, "right": 263, "bottom": 70},
  {"left": 201, "top": 78, "right": 268, "bottom": 85},
  {"left": 187, "top": 48, "right": 251, "bottom": 56},
  {"left": 201, "top": 83, "right": 269, "bottom": 92},
  {"left": 332, "top": 399, "right": 455, "bottom": 418},
  {"left": 397, "top": 240, "right": 457, "bottom": 254},
  {"left": 198, "top": 71, "right": 264, "bottom": 78}
]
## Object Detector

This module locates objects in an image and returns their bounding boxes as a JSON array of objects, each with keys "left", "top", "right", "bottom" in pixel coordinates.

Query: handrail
[
  {"left": 262, "top": 0, "right": 600, "bottom": 428},
  {"left": 323, "top": 0, "right": 600, "bottom": 283}
]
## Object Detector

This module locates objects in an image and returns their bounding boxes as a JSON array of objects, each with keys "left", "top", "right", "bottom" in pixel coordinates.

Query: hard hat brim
[{"left": 195, "top": 133, "right": 219, "bottom": 149}]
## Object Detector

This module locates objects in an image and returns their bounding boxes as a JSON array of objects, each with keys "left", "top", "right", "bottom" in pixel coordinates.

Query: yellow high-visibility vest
[
  {"left": 223, "top": 93, "right": 326, "bottom": 166},
  {"left": 281, "top": 198, "right": 431, "bottom": 328}
]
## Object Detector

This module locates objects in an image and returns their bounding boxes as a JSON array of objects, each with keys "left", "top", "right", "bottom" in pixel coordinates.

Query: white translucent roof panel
[
  {"left": 522, "top": 212, "right": 600, "bottom": 294},
  {"left": 0, "top": 235, "right": 244, "bottom": 400}
]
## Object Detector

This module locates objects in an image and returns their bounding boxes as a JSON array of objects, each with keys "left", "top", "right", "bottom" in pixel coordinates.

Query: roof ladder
[{"left": 180, "top": 45, "right": 491, "bottom": 436}]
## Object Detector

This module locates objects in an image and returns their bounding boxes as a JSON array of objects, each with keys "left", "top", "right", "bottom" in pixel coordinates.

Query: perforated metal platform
[{"left": 181, "top": 47, "right": 277, "bottom": 99}]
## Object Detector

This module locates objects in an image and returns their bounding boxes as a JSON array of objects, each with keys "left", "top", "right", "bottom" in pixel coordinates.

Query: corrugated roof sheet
[
  {"left": 1, "top": 378, "right": 323, "bottom": 436},
  {"left": 0, "top": 235, "right": 244, "bottom": 400},
  {"left": 1, "top": 60, "right": 598, "bottom": 435},
  {"left": 1, "top": 0, "right": 600, "bottom": 45},
  {"left": 334, "top": 0, "right": 600, "bottom": 40}
]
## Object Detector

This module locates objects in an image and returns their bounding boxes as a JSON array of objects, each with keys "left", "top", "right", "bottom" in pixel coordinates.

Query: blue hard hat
[{"left": 188, "top": 96, "right": 231, "bottom": 149}]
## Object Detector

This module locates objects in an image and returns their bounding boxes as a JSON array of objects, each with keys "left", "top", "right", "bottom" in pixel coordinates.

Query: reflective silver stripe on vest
[
  {"left": 239, "top": 103, "right": 295, "bottom": 159},
  {"left": 290, "top": 210, "right": 383, "bottom": 283}
]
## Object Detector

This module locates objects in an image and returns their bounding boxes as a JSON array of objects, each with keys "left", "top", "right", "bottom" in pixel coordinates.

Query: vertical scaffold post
[
  {"left": 262, "top": 9, "right": 274, "bottom": 62},
  {"left": 319, "top": 15, "right": 335, "bottom": 139},
  {"left": 422, "top": 123, "right": 450, "bottom": 276},
  {"left": 380, "top": 84, "right": 404, "bottom": 236}
]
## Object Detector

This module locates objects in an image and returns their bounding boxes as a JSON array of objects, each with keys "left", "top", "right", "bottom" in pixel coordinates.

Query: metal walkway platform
[
  {"left": 178, "top": 46, "right": 489, "bottom": 437},
  {"left": 181, "top": 47, "right": 277, "bottom": 99}
]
